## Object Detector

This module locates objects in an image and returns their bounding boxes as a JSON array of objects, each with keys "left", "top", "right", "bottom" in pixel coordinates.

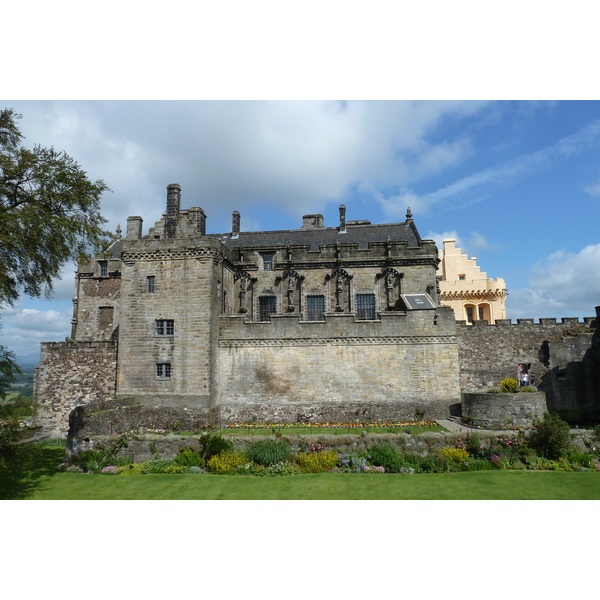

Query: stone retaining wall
[{"left": 462, "top": 391, "right": 548, "bottom": 428}]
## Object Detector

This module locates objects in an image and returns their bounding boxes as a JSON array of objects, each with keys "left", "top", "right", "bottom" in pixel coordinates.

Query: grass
[{"left": 2, "top": 445, "right": 600, "bottom": 499}]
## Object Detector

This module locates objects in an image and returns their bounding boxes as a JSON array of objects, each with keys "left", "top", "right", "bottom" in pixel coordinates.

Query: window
[
  {"left": 99, "top": 260, "right": 108, "bottom": 277},
  {"left": 156, "top": 363, "right": 171, "bottom": 379},
  {"left": 147, "top": 276, "right": 155, "bottom": 293},
  {"left": 155, "top": 319, "right": 174, "bottom": 336},
  {"left": 259, "top": 296, "right": 277, "bottom": 321},
  {"left": 458, "top": 274, "right": 466, "bottom": 281},
  {"left": 262, "top": 253, "right": 275, "bottom": 271},
  {"left": 307, "top": 295, "right": 325, "bottom": 321},
  {"left": 478, "top": 306, "right": 485, "bottom": 321},
  {"left": 465, "top": 305, "right": 474, "bottom": 323},
  {"left": 356, "top": 293, "right": 376, "bottom": 320}
]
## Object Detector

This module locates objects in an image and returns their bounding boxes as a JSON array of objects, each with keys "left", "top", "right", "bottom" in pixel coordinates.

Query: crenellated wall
[{"left": 457, "top": 313, "right": 600, "bottom": 420}]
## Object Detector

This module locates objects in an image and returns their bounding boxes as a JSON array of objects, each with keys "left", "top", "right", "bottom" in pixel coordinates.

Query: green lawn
[{"left": 2, "top": 445, "right": 600, "bottom": 499}]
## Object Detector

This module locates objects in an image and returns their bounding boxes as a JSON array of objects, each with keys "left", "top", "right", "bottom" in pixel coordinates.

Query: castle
[{"left": 33, "top": 184, "right": 600, "bottom": 436}]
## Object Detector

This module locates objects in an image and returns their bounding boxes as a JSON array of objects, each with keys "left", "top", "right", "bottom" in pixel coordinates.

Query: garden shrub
[
  {"left": 100, "top": 465, "right": 118, "bottom": 474},
  {"left": 439, "top": 446, "right": 470, "bottom": 463},
  {"left": 245, "top": 439, "right": 291, "bottom": 467},
  {"left": 266, "top": 462, "right": 303, "bottom": 476},
  {"left": 338, "top": 451, "right": 368, "bottom": 472},
  {"left": 163, "top": 464, "right": 187, "bottom": 474},
  {"left": 295, "top": 450, "right": 338, "bottom": 473},
  {"left": 569, "top": 451, "right": 594, "bottom": 469},
  {"left": 142, "top": 459, "right": 176, "bottom": 473},
  {"left": 499, "top": 378, "right": 519, "bottom": 393},
  {"left": 417, "top": 455, "right": 452, "bottom": 473},
  {"left": 206, "top": 451, "right": 248, "bottom": 474},
  {"left": 529, "top": 412, "right": 573, "bottom": 460},
  {"left": 198, "top": 433, "right": 234, "bottom": 462},
  {"left": 118, "top": 463, "right": 146, "bottom": 475},
  {"left": 188, "top": 466, "right": 203, "bottom": 474},
  {"left": 367, "top": 443, "right": 405, "bottom": 473},
  {"left": 173, "top": 447, "right": 205, "bottom": 468}
]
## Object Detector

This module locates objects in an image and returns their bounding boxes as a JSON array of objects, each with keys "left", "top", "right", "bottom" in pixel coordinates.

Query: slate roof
[{"left": 209, "top": 221, "right": 422, "bottom": 252}]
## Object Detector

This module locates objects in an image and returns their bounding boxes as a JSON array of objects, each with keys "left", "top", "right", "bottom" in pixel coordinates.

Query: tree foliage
[
  {"left": 0, "top": 108, "right": 111, "bottom": 463},
  {"left": 0, "top": 108, "right": 112, "bottom": 306}
]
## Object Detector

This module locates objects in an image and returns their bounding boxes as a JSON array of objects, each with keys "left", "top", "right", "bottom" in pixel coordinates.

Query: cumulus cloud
[
  {"left": 424, "top": 230, "right": 494, "bottom": 256},
  {"left": 0, "top": 307, "right": 72, "bottom": 358},
  {"left": 9, "top": 100, "right": 491, "bottom": 233},
  {"left": 508, "top": 244, "right": 600, "bottom": 318}
]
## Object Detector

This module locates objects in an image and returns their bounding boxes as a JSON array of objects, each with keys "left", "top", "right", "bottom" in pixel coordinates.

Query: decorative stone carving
[
  {"left": 326, "top": 268, "right": 353, "bottom": 312},
  {"left": 282, "top": 270, "right": 303, "bottom": 311},
  {"left": 234, "top": 271, "right": 256, "bottom": 313},
  {"left": 377, "top": 267, "right": 403, "bottom": 310}
]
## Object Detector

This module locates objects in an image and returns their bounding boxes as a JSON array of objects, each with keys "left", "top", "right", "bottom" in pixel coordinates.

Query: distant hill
[{"left": 17, "top": 352, "right": 40, "bottom": 371}]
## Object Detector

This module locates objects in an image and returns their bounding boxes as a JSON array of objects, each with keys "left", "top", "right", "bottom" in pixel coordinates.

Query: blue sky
[{"left": 2, "top": 100, "right": 600, "bottom": 359}]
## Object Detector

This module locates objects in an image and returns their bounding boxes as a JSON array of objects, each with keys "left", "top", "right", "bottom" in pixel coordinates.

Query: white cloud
[
  {"left": 584, "top": 181, "right": 600, "bottom": 197},
  {"left": 376, "top": 117, "right": 600, "bottom": 216},
  {"left": 424, "top": 230, "right": 494, "bottom": 256},
  {"left": 9, "top": 100, "right": 491, "bottom": 233},
  {"left": 0, "top": 307, "right": 72, "bottom": 358},
  {"left": 507, "top": 244, "right": 600, "bottom": 318}
]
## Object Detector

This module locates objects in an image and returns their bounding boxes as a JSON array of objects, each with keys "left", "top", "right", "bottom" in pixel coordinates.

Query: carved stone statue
[
  {"left": 287, "top": 273, "right": 296, "bottom": 307},
  {"left": 335, "top": 276, "right": 344, "bottom": 311},
  {"left": 239, "top": 278, "right": 247, "bottom": 313},
  {"left": 386, "top": 270, "right": 395, "bottom": 308}
]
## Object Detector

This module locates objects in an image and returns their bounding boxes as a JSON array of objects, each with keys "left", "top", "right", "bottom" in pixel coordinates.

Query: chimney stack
[
  {"left": 339, "top": 204, "right": 346, "bottom": 233},
  {"left": 232, "top": 211, "right": 240, "bottom": 238},
  {"left": 126, "top": 216, "right": 143, "bottom": 240},
  {"left": 165, "top": 183, "right": 181, "bottom": 239}
]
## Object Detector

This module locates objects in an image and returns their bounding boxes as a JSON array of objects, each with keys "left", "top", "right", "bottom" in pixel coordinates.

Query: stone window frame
[
  {"left": 305, "top": 294, "right": 326, "bottom": 321},
  {"left": 155, "top": 319, "right": 174, "bottom": 336},
  {"left": 156, "top": 362, "right": 171, "bottom": 379},
  {"left": 258, "top": 295, "right": 277, "bottom": 322},
  {"left": 261, "top": 252, "right": 276, "bottom": 271},
  {"left": 356, "top": 292, "right": 377, "bottom": 320},
  {"left": 147, "top": 275, "right": 155, "bottom": 293},
  {"left": 99, "top": 260, "right": 108, "bottom": 277}
]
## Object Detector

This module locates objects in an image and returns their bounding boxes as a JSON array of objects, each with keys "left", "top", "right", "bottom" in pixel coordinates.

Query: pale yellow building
[{"left": 438, "top": 239, "right": 507, "bottom": 324}]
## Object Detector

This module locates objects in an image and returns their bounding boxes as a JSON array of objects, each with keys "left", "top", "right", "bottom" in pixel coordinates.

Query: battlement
[{"left": 456, "top": 316, "right": 597, "bottom": 327}]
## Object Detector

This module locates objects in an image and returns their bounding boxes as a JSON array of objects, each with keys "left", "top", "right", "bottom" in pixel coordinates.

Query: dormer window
[
  {"left": 262, "top": 253, "right": 275, "bottom": 271},
  {"left": 99, "top": 261, "right": 108, "bottom": 277}
]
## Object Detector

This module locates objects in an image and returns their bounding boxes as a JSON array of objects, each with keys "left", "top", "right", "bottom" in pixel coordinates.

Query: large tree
[
  {"left": 0, "top": 108, "right": 111, "bottom": 463},
  {"left": 0, "top": 108, "right": 111, "bottom": 306}
]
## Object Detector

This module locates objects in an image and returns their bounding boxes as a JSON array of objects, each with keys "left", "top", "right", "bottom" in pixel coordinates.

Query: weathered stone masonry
[{"left": 33, "top": 183, "right": 600, "bottom": 436}]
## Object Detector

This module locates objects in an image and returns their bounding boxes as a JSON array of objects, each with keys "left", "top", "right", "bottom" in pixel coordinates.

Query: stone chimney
[
  {"left": 339, "top": 204, "right": 346, "bottom": 233},
  {"left": 232, "top": 211, "right": 240, "bottom": 238},
  {"left": 302, "top": 214, "right": 324, "bottom": 229},
  {"left": 126, "top": 216, "right": 143, "bottom": 240},
  {"left": 165, "top": 183, "right": 181, "bottom": 239}
]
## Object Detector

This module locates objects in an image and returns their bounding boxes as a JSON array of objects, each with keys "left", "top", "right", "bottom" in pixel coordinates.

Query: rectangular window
[
  {"left": 458, "top": 274, "right": 466, "bottom": 280},
  {"left": 155, "top": 319, "right": 174, "bottom": 336},
  {"left": 147, "top": 276, "right": 155, "bottom": 293},
  {"left": 259, "top": 296, "right": 277, "bottom": 322},
  {"left": 156, "top": 363, "right": 171, "bottom": 379},
  {"left": 307, "top": 295, "right": 325, "bottom": 321},
  {"left": 466, "top": 306, "right": 474, "bottom": 323},
  {"left": 262, "top": 253, "right": 275, "bottom": 271},
  {"left": 356, "top": 293, "right": 376, "bottom": 320},
  {"left": 99, "top": 261, "right": 108, "bottom": 277}
]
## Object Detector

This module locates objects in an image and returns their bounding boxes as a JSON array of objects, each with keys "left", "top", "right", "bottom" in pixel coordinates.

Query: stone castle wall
[
  {"left": 457, "top": 315, "right": 600, "bottom": 420},
  {"left": 34, "top": 341, "right": 117, "bottom": 437},
  {"left": 216, "top": 308, "right": 461, "bottom": 422}
]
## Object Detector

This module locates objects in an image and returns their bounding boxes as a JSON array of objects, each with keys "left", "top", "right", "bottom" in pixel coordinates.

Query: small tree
[{"left": 529, "top": 412, "right": 573, "bottom": 460}]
